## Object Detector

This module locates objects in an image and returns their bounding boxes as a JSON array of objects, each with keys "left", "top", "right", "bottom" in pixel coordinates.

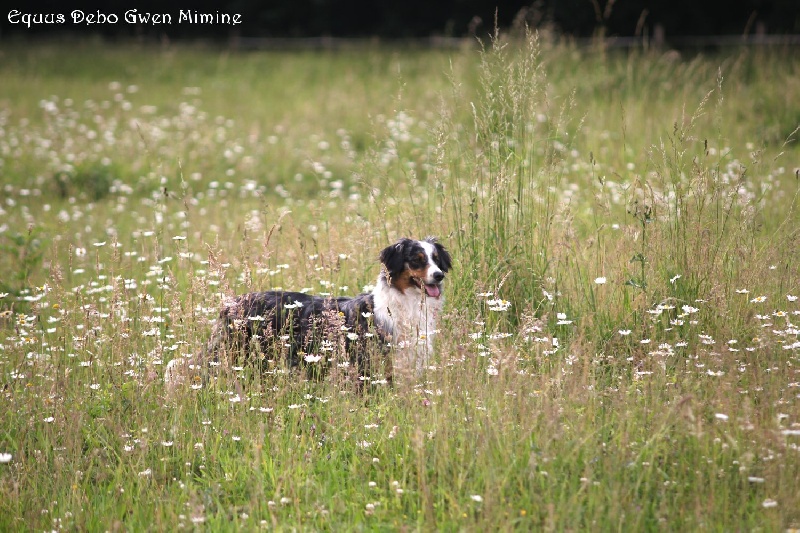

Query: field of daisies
[{"left": 1, "top": 34, "right": 800, "bottom": 530}]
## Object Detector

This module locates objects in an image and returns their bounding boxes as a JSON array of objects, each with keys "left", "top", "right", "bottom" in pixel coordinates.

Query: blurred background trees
[{"left": 3, "top": 0, "right": 798, "bottom": 41}]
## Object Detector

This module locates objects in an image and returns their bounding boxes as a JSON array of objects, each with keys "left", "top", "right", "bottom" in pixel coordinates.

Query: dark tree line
[{"left": 3, "top": 0, "right": 798, "bottom": 40}]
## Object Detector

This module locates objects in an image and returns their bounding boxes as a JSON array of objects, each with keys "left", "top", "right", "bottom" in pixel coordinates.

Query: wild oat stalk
[{"left": 440, "top": 29, "right": 578, "bottom": 327}]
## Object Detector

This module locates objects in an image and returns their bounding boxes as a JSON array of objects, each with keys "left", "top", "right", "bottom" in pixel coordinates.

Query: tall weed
[{"left": 436, "top": 31, "right": 579, "bottom": 329}]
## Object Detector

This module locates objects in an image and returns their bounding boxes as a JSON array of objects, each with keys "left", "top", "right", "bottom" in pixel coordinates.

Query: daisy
[
  {"left": 556, "top": 312, "right": 573, "bottom": 325},
  {"left": 487, "top": 299, "right": 511, "bottom": 312}
]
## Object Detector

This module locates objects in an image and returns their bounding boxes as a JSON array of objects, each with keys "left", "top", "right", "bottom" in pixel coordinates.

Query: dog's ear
[
  {"left": 425, "top": 237, "right": 452, "bottom": 273},
  {"left": 433, "top": 241, "right": 452, "bottom": 272},
  {"left": 380, "top": 239, "right": 409, "bottom": 278}
]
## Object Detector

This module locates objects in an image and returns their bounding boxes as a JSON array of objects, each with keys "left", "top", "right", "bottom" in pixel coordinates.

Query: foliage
[
  {"left": 53, "top": 161, "right": 116, "bottom": 201},
  {"left": 0, "top": 227, "right": 46, "bottom": 296},
  {"left": 0, "top": 38, "right": 799, "bottom": 531}
]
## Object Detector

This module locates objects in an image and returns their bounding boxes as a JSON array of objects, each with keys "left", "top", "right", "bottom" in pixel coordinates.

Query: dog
[{"left": 165, "top": 237, "right": 452, "bottom": 389}]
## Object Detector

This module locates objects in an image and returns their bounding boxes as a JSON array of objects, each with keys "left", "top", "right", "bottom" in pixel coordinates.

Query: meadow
[{"left": 1, "top": 33, "right": 799, "bottom": 530}]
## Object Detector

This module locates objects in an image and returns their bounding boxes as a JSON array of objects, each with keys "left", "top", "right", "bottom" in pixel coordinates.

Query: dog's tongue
[{"left": 424, "top": 284, "right": 441, "bottom": 298}]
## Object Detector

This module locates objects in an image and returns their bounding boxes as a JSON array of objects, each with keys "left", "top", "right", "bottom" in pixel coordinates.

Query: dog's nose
[{"left": 432, "top": 271, "right": 444, "bottom": 283}]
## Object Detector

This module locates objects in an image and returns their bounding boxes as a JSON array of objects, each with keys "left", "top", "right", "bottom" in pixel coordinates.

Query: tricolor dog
[{"left": 165, "top": 237, "right": 452, "bottom": 388}]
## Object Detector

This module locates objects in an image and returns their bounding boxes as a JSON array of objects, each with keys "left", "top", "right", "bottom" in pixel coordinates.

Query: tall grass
[
  {"left": 447, "top": 31, "right": 569, "bottom": 323},
  {"left": 1, "top": 36, "right": 799, "bottom": 530}
]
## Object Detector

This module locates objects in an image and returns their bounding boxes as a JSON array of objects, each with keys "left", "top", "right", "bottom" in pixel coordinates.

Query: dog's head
[{"left": 379, "top": 237, "right": 452, "bottom": 298}]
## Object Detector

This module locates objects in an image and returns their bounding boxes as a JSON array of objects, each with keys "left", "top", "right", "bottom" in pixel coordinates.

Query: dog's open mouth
[
  {"left": 411, "top": 277, "right": 442, "bottom": 298},
  {"left": 424, "top": 283, "right": 441, "bottom": 298}
]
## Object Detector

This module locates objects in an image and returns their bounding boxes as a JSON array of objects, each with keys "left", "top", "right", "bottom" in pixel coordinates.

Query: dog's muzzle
[{"left": 424, "top": 271, "right": 444, "bottom": 298}]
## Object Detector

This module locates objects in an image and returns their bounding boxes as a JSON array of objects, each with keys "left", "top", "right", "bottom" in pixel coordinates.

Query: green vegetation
[{"left": 1, "top": 35, "right": 799, "bottom": 530}]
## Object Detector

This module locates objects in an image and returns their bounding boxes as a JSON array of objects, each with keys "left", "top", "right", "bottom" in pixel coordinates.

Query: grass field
[{"left": 1, "top": 33, "right": 800, "bottom": 530}]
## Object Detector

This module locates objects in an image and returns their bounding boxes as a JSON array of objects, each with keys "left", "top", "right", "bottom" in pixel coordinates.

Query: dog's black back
[{"left": 207, "top": 291, "right": 388, "bottom": 373}]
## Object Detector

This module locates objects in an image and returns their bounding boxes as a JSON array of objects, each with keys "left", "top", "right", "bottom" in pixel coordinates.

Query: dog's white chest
[{"left": 373, "top": 282, "right": 443, "bottom": 375}]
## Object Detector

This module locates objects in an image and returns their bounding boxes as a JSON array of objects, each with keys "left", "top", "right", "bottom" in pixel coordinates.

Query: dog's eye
[{"left": 409, "top": 253, "right": 426, "bottom": 268}]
